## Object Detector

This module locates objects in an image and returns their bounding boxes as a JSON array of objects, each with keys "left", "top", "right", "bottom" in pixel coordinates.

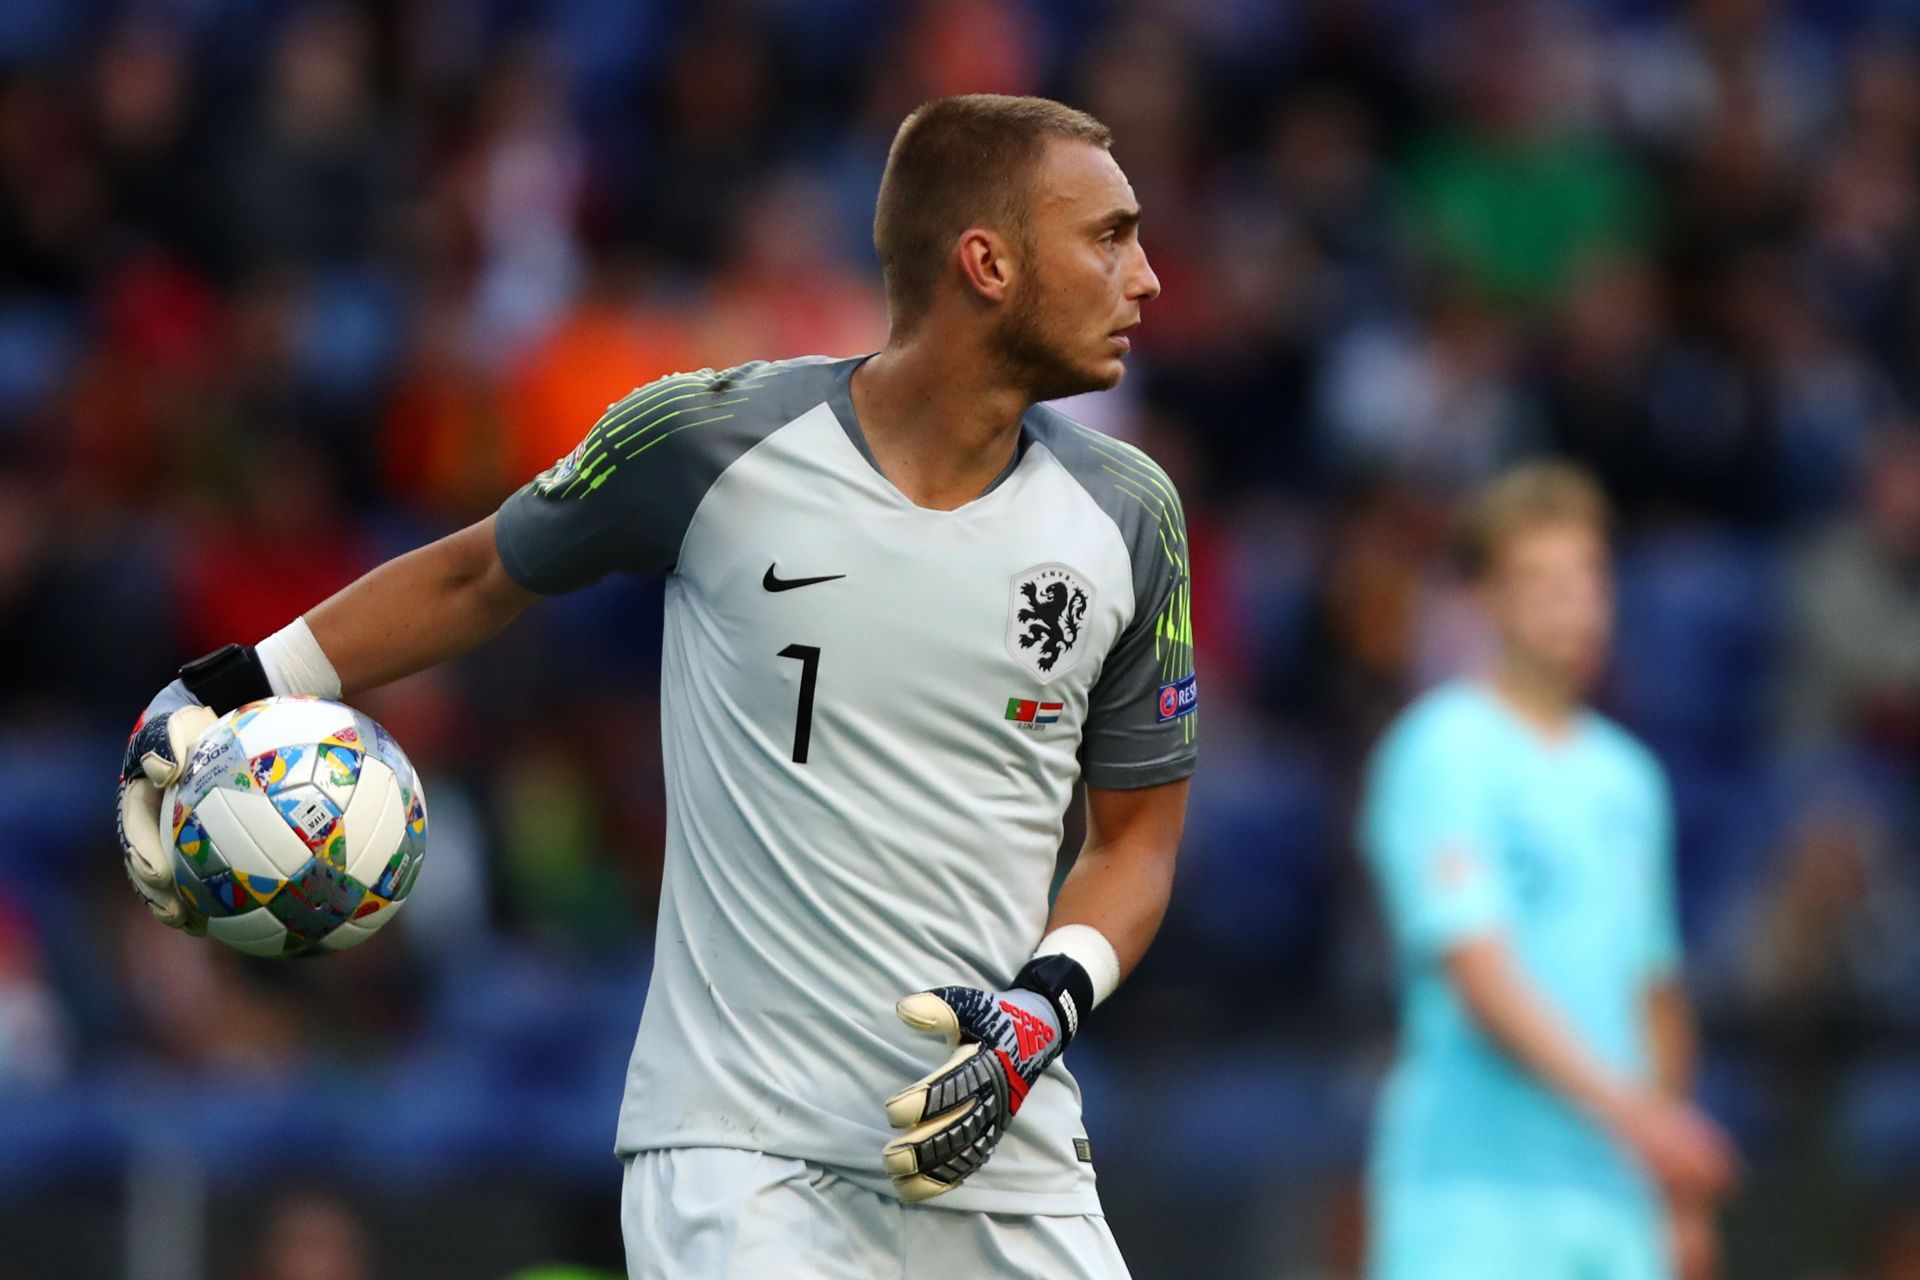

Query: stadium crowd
[{"left": 5, "top": 0, "right": 1920, "bottom": 1275}]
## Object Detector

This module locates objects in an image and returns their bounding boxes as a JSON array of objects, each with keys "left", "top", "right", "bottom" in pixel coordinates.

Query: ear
[{"left": 955, "top": 227, "right": 1016, "bottom": 306}]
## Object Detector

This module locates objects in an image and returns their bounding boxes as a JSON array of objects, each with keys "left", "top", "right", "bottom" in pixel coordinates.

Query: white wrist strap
[
  {"left": 256, "top": 617, "right": 343, "bottom": 700},
  {"left": 1034, "top": 924, "right": 1121, "bottom": 1008}
]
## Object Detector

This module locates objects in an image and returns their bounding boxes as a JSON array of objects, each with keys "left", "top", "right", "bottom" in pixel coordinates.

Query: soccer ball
[{"left": 163, "top": 696, "right": 428, "bottom": 957}]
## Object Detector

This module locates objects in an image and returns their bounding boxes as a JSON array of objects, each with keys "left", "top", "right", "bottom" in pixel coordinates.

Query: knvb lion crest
[{"left": 1007, "top": 563, "right": 1093, "bottom": 683}]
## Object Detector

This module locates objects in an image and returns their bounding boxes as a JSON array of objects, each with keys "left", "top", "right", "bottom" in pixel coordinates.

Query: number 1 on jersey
[{"left": 778, "top": 644, "right": 821, "bottom": 763}]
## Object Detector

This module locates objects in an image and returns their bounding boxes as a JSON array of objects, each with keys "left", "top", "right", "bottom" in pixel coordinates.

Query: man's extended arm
[
  {"left": 118, "top": 515, "right": 537, "bottom": 928},
  {"left": 307, "top": 515, "right": 537, "bottom": 697},
  {"left": 1445, "top": 937, "right": 1736, "bottom": 1201}
]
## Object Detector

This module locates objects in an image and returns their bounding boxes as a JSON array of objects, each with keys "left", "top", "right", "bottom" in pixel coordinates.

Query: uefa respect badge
[{"left": 1156, "top": 673, "right": 1198, "bottom": 722}]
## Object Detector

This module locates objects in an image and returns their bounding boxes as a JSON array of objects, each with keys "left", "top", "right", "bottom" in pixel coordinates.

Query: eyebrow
[{"left": 1094, "top": 207, "right": 1142, "bottom": 235}]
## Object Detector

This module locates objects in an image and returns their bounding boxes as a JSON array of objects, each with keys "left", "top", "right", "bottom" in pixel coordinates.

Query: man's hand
[
  {"left": 116, "top": 691, "right": 217, "bottom": 932},
  {"left": 1600, "top": 1088, "right": 1739, "bottom": 1202},
  {"left": 881, "top": 984, "right": 1068, "bottom": 1203}
]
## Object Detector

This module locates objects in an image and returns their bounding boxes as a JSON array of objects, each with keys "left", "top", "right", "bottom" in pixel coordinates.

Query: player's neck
[
  {"left": 850, "top": 342, "right": 1030, "bottom": 511},
  {"left": 1488, "top": 661, "right": 1584, "bottom": 742}
]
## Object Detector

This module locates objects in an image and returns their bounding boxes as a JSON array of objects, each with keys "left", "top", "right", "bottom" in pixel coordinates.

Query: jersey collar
[{"left": 829, "top": 354, "right": 1033, "bottom": 508}]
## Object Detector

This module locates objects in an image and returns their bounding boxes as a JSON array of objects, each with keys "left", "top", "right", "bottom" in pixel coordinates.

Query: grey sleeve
[
  {"left": 493, "top": 368, "right": 772, "bottom": 593},
  {"left": 1080, "top": 458, "right": 1198, "bottom": 790}
]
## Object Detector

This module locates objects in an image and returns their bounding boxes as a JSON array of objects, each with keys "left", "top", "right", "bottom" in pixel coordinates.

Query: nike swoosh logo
[{"left": 763, "top": 565, "right": 847, "bottom": 592}]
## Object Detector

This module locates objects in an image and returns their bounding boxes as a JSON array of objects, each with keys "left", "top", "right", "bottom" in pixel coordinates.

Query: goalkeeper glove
[
  {"left": 881, "top": 954, "right": 1093, "bottom": 1203},
  {"left": 117, "top": 645, "right": 275, "bottom": 930}
]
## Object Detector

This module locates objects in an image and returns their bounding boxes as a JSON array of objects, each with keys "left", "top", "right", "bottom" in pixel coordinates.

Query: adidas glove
[
  {"left": 117, "top": 645, "right": 275, "bottom": 930},
  {"left": 117, "top": 684, "right": 216, "bottom": 931},
  {"left": 881, "top": 954, "right": 1094, "bottom": 1203}
]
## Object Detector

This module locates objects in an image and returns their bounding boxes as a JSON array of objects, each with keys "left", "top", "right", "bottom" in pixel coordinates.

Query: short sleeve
[
  {"left": 494, "top": 372, "right": 751, "bottom": 593},
  {"left": 1361, "top": 704, "right": 1512, "bottom": 958},
  {"left": 1639, "top": 759, "right": 1684, "bottom": 982},
  {"left": 1080, "top": 474, "right": 1197, "bottom": 790}
]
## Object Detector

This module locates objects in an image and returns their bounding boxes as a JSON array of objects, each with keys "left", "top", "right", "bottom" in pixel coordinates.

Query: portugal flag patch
[{"left": 1005, "top": 698, "right": 1064, "bottom": 725}]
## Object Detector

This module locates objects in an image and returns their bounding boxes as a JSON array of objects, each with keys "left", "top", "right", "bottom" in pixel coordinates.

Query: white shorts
[{"left": 620, "top": 1148, "right": 1131, "bottom": 1280}]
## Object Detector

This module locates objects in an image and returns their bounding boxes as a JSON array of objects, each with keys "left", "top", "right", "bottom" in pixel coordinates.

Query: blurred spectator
[
  {"left": 466, "top": 42, "right": 589, "bottom": 354},
  {"left": 699, "top": 169, "right": 886, "bottom": 366},
  {"left": 1609, "top": 0, "right": 1835, "bottom": 162},
  {"left": 1706, "top": 785, "right": 1920, "bottom": 1034},
  {"left": 632, "top": 12, "right": 775, "bottom": 269},
  {"left": 117, "top": 900, "right": 305, "bottom": 1072},
  {"left": 501, "top": 264, "right": 695, "bottom": 489},
  {"left": 221, "top": 7, "right": 391, "bottom": 273},
  {"left": 1782, "top": 425, "right": 1920, "bottom": 759},
  {"left": 89, "top": 20, "right": 209, "bottom": 265},
  {"left": 0, "top": 891, "right": 69, "bottom": 1085},
  {"left": 1317, "top": 290, "right": 1534, "bottom": 490},
  {"left": 380, "top": 281, "right": 513, "bottom": 520},
  {"left": 171, "top": 436, "right": 374, "bottom": 655},
  {"left": 232, "top": 1190, "right": 373, "bottom": 1280},
  {"left": 1405, "top": 4, "right": 1652, "bottom": 309}
]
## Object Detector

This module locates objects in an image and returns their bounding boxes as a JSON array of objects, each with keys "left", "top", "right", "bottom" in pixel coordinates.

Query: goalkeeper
[{"left": 117, "top": 93, "right": 1189, "bottom": 1279}]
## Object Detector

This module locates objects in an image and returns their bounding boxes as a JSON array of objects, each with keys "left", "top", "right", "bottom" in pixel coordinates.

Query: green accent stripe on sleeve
[
  {"left": 544, "top": 367, "right": 778, "bottom": 499},
  {"left": 1069, "top": 425, "right": 1197, "bottom": 745}
]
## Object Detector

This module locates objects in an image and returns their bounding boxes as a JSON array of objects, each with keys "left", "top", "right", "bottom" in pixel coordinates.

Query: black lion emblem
[{"left": 1016, "top": 579, "right": 1089, "bottom": 672}]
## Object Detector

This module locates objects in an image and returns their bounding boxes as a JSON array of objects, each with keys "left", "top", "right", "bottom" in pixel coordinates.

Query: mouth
[{"left": 1108, "top": 321, "right": 1138, "bottom": 353}]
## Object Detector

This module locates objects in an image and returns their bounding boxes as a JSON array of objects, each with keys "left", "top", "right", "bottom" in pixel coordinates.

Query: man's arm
[
  {"left": 880, "top": 777, "right": 1189, "bottom": 1202},
  {"left": 1445, "top": 936, "right": 1736, "bottom": 1200},
  {"left": 307, "top": 515, "right": 537, "bottom": 696},
  {"left": 1047, "top": 778, "right": 1189, "bottom": 978},
  {"left": 1645, "top": 977, "right": 1698, "bottom": 1098},
  {"left": 1646, "top": 977, "right": 1723, "bottom": 1280},
  {"left": 124, "top": 371, "right": 737, "bottom": 931}
]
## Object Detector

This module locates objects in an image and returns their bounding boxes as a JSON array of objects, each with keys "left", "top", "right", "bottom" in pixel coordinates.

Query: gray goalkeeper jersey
[{"left": 494, "top": 355, "right": 1197, "bottom": 1215}]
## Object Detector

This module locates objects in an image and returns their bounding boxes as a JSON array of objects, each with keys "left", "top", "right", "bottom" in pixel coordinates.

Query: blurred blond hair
[{"left": 1453, "top": 461, "right": 1612, "bottom": 579}]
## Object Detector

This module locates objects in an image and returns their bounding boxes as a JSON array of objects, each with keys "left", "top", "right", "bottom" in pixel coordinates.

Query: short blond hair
[
  {"left": 1453, "top": 461, "right": 1612, "bottom": 578},
  {"left": 873, "top": 94, "right": 1112, "bottom": 333}
]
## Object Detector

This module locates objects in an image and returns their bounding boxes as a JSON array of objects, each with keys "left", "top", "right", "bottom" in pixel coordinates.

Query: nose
[{"left": 1129, "top": 242, "right": 1161, "bottom": 303}]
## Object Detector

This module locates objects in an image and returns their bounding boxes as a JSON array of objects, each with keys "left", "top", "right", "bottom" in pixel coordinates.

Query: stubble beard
[{"left": 988, "top": 272, "right": 1122, "bottom": 404}]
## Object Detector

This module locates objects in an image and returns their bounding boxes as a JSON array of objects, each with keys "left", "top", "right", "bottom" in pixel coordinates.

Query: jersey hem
[
  {"left": 1081, "top": 755, "right": 1197, "bottom": 789},
  {"left": 615, "top": 1137, "right": 1105, "bottom": 1218},
  {"left": 494, "top": 515, "right": 557, "bottom": 595}
]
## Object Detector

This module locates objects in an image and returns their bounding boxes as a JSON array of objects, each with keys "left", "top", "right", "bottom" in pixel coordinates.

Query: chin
[
  {"left": 1028, "top": 359, "right": 1122, "bottom": 403},
  {"left": 1559, "top": 654, "right": 1607, "bottom": 694}
]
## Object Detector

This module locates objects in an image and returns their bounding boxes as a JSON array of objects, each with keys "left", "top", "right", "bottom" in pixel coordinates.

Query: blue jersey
[{"left": 1359, "top": 681, "right": 1680, "bottom": 1203}]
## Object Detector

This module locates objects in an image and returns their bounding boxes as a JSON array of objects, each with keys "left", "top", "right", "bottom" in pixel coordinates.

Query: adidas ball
[{"left": 163, "top": 696, "right": 427, "bottom": 956}]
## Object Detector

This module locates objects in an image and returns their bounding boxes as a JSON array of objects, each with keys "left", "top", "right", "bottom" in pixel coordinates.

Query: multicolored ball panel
[
  {"left": 314, "top": 744, "right": 362, "bottom": 808},
  {"left": 206, "top": 907, "right": 290, "bottom": 957},
  {"left": 173, "top": 810, "right": 225, "bottom": 878},
  {"left": 267, "top": 857, "right": 368, "bottom": 950},
  {"left": 320, "top": 895, "right": 404, "bottom": 951},
  {"left": 353, "top": 711, "right": 415, "bottom": 786},
  {"left": 160, "top": 696, "right": 426, "bottom": 958}
]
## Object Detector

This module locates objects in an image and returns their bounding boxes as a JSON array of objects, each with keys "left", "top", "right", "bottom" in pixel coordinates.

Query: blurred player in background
[
  {"left": 115, "top": 94, "right": 1191, "bottom": 1278},
  {"left": 1359, "top": 463, "right": 1738, "bottom": 1280}
]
